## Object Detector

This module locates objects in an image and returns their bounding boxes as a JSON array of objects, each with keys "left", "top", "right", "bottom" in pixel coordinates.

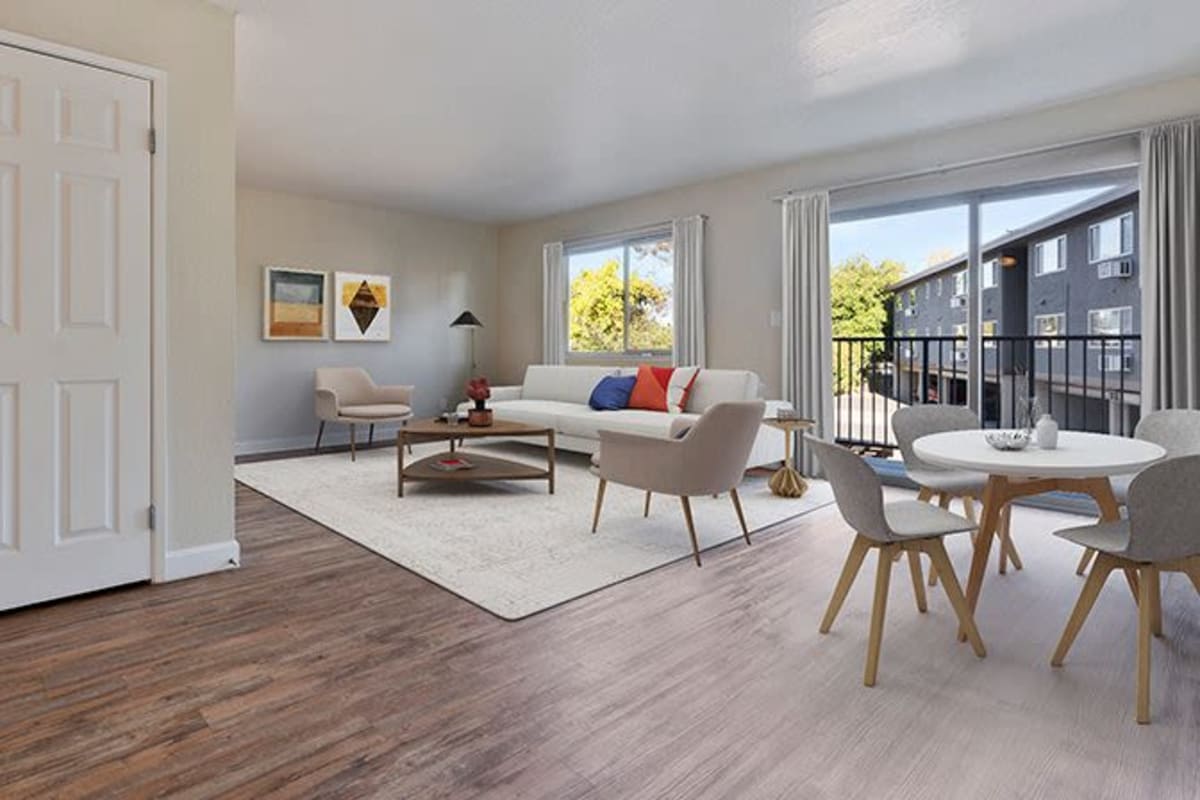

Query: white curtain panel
[
  {"left": 542, "top": 241, "right": 567, "bottom": 365},
  {"left": 1142, "top": 119, "right": 1200, "bottom": 410},
  {"left": 781, "top": 193, "right": 834, "bottom": 475},
  {"left": 672, "top": 215, "right": 707, "bottom": 367}
]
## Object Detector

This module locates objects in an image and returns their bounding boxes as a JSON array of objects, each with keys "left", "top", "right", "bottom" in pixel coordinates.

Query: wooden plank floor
[{"left": 1, "top": 483, "right": 1198, "bottom": 799}]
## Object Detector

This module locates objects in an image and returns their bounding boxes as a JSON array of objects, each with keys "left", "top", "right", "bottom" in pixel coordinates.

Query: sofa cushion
[
  {"left": 628, "top": 365, "right": 672, "bottom": 411},
  {"left": 338, "top": 403, "right": 412, "bottom": 419},
  {"left": 522, "top": 365, "right": 618, "bottom": 404},
  {"left": 588, "top": 374, "right": 637, "bottom": 410},
  {"left": 486, "top": 399, "right": 584, "bottom": 427},
  {"left": 558, "top": 408, "right": 701, "bottom": 440},
  {"left": 685, "top": 369, "right": 760, "bottom": 412}
]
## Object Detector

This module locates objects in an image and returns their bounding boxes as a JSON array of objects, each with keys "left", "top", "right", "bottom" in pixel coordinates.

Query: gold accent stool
[{"left": 764, "top": 417, "right": 816, "bottom": 498}]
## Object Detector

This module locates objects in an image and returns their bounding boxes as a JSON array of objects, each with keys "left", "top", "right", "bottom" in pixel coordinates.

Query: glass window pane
[
  {"left": 626, "top": 237, "right": 674, "bottom": 353},
  {"left": 567, "top": 245, "right": 625, "bottom": 353}
]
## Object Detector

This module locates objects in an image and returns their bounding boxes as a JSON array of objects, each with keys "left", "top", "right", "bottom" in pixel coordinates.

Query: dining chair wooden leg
[
  {"left": 314, "top": 421, "right": 325, "bottom": 454},
  {"left": 729, "top": 488, "right": 751, "bottom": 546},
  {"left": 1136, "top": 564, "right": 1155, "bottom": 724},
  {"left": 938, "top": 492, "right": 950, "bottom": 509},
  {"left": 927, "top": 556, "right": 940, "bottom": 587},
  {"left": 349, "top": 423, "right": 357, "bottom": 462},
  {"left": 643, "top": 491, "right": 652, "bottom": 518},
  {"left": 820, "top": 535, "right": 872, "bottom": 634},
  {"left": 1123, "top": 568, "right": 1141, "bottom": 604},
  {"left": 680, "top": 496, "right": 702, "bottom": 567},
  {"left": 591, "top": 479, "right": 607, "bottom": 534},
  {"left": 924, "top": 539, "right": 986, "bottom": 657},
  {"left": 917, "top": 487, "right": 934, "bottom": 503},
  {"left": 1051, "top": 553, "right": 1116, "bottom": 666},
  {"left": 864, "top": 544, "right": 894, "bottom": 687},
  {"left": 906, "top": 549, "right": 927, "bottom": 614},
  {"left": 1075, "top": 547, "right": 1096, "bottom": 576},
  {"left": 1186, "top": 562, "right": 1200, "bottom": 594},
  {"left": 962, "top": 495, "right": 977, "bottom": 525},
  {"left": 1147, "top": 566, "right": 1163, "bottom": 638}
]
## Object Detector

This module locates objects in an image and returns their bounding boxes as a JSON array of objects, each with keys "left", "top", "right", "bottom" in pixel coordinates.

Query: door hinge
[
  {"left": 148, "top": 504, "right": 157, "bottom": 531},
  {"left": 148, "top": 128, "right": 157, "bottom": 155}
]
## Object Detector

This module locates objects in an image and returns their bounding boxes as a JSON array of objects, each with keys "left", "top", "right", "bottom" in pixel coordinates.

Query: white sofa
[{"left": 458, "top": 365, "right": 791, "bottom": 468}]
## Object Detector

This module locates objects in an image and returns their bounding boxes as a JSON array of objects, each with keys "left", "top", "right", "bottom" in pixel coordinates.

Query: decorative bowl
[{"left": 985, "top": 430, "right": 1031, "bottom": 451}]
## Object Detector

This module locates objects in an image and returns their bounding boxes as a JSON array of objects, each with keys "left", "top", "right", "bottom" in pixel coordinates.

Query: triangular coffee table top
[{"left": 403, "top": 417, "right": 553, "bottom": 438}]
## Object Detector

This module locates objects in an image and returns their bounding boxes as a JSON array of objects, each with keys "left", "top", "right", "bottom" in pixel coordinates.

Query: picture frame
[
  {"left": 263, "top": 266, "right": 329, "bottom": 341},
  {"left": 334, "top": 271, "right": 392, "bottom": 342}
]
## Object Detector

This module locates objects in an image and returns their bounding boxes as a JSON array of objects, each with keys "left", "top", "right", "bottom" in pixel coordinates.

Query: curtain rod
[
  {"left": 561, "top": 215, "right": 706, "bottom": 249},
  {"left": 769, "top": 125, "right": 1155, "bottom": 203}
]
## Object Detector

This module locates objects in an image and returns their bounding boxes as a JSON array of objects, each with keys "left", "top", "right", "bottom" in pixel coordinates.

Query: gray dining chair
[
  {"left": 892, "top": 405, "right": 1022, "bottom": 581},
  {"left": 1076, "top": 409, "right": 1200, "bottom": 575},
  {"left": 1050, "top": 454, "right": 1200, "bottom": 724},
  {"left": 806, "top": 435, "right": 986, "bottom": 687}
]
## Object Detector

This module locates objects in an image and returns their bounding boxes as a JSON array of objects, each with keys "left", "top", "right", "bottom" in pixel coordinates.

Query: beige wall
[
  {"left": 0, "top": 1, "right": 236, "bottom": 553},
  {"left": 496, "top": 73, "right": 1200, "bottom": 398},
  {"left": 235, "top": 187, "right": 498, "bottom": 454}
]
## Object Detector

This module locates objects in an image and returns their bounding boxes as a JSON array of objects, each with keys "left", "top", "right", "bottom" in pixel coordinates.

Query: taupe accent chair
[
  {"left": 590, "top": 401, "right": 765, "bottom": 567},
  {"left": 1076, "top": 409, "right": 1200, "bottom": 575},
  {"left": 806, "top": 435, "right": 986, "bottom": 687},
  {"left": 314, "top": 367, "right": 414, "bottom": 461},
  {"left": 1051, "top": 454, "right": 1200, "bottom": 724},
  {"left": 892, "top": 405, "right": 1023, "bottom": 582}
]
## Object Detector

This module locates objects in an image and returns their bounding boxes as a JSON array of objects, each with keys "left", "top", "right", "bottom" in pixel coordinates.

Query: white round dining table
[{"left": 913, "top": 429, "right": 1166, "bottom": 633}]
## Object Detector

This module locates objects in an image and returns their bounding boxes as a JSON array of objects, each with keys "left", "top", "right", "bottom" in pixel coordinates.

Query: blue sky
[{"left": 830, "top": 187, "right": 1113, "bottom": 275}]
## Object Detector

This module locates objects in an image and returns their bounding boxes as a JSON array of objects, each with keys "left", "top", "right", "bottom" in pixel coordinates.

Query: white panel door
[{"left": 0, "top": 44, "right": 152, "bottom": 609}]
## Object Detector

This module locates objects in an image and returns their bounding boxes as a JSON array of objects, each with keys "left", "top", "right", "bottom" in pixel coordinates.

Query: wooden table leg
[
  {"left": 961, "top": 475, "right": 1005, "bottom": 641},
  {"left": 397, "top": 430, "right": 406, "bottom": 497},
  {"left": 547, "top": 429, "right": 556, "bottom": 494}
]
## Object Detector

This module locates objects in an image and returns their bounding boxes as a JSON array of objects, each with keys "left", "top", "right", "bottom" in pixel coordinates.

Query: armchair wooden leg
[
  {"left": 368, "top": 424, "right": 375, "bottom": 447},
  {"left": 349, "top": 424, "right": 357, "bottom": 462},
  {"left": 1075, "top": 547, "right": 1096, "bottom": 576},
  {"left": 680, "top": 496, "right": 702, "bottom": 567},
  {"left": 864, "top": 544, "right": 894, "bottom": 687},
  {"left": 906, "top": 549, "right": 927, "bottom": 614},
  {"left": 729, "top": 488, "right": 751, "bottom": 546},
  {"left": 820, "top": 535, "right": 872, "bottom": 634},
  {"left": 924, "top": 539, "right": 986, "bottom": 658},
  {"left": 1051, "top": 553, "right": 1115, "bottom": 666},
  {"left": 314, "top": 421, "right": 326, "bottom": 454},
  {"left": 644, "top": 491, "right": 652, "bottom": 518},
  {"left": 591, "top": 479, "right": 607, "bottom": 534},
  {"left": 1137, "top": 565, "right": 1155, "bottom": 724}
]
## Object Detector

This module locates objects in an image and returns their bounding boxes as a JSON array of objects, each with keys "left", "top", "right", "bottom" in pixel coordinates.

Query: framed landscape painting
[
  {"left": 263, "top": 267, "right": 328, "bottom": 340},
  {"left": 334, "top": 272, "right": 391, "bottom": 341}
]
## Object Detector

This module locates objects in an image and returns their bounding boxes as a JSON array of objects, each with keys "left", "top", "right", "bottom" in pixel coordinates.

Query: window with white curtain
[
  {"left": 1088, "top": 212, "right": 1134, "bottom": 262},
  {"left": 1033, "top": 235, "right": 1067, "bottom": 275}
]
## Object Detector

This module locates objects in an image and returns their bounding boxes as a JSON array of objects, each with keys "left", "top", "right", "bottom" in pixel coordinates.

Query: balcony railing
[{"left": 833, "top": 334, "right": 1142, "bottom": 453}]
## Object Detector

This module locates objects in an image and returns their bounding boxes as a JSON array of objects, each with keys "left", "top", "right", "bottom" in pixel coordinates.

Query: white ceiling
[{"left": 218, "top": 0, "right": 1200, "bottom": 223}]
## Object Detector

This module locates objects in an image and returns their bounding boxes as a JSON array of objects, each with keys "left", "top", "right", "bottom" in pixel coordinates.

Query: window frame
[
  {"left": 1033, "top": 312, "right": 1066, "bottom": 348},
  {"left": 981, "top": 258, "right": 998, "bottom": 290},
  {"left": 981, "top": 319, "right": 998, "bottom": 348},
  {"left": 1087, "top": 306, "right": 1133, "bottom": 349},
  {"left": 1033, "top": 234, "right": 1067, "bottom": 276},
  {"left": 1087, "top": 212, "right": 1134, "bottom": 263},
  {"left": 565, "top": 229, "right": 674, "bottom": 358}
]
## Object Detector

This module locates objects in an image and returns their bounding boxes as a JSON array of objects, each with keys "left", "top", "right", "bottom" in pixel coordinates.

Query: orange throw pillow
[{"left": 627, "top": 365, "right": 671, "bottom": 411}]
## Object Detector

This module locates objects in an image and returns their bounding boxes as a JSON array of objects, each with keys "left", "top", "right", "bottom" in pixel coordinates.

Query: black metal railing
[{"left": 832, "top": 334, "right": 1142, "bottom": 453}]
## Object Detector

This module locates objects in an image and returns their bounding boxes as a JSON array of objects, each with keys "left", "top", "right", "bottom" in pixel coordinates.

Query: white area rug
[{"left": 235, "top": 443, "right": 834, "bottom": 620}]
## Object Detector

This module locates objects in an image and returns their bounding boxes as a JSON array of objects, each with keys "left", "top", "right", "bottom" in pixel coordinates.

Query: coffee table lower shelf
[{"left": 398, "top": 450, "right": 555, "bottom": 497}]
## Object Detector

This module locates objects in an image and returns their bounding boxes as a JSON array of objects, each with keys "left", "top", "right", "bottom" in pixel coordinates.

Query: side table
[{"left": 763, "top": 417, "right": 816, "bottom": 497}]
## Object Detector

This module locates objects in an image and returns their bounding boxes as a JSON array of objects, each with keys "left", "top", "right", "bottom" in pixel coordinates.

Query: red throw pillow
[{"left": 628, "top": 365, "right": 670, "bottom": 411}]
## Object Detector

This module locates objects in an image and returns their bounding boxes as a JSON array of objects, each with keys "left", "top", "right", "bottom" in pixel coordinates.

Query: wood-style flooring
[{"left": 1, "top": 483, "right": 1198, "bottom": 799}]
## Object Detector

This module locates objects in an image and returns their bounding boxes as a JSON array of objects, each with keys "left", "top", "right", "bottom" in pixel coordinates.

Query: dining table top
[{"left": 913, "top": 429, "right": 1167, "bottom": 479}]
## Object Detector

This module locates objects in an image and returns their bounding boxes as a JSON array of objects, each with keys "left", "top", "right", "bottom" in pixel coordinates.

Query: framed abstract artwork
[
  {"left": 263, "top": 267, "right": 328, "bottom": 340},
  {"left": 334, "top": 272, "right": 391, "bottom": 341}
]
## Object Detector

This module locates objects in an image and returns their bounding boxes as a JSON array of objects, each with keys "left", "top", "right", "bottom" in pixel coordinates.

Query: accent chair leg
[
  {"left": 864, "top": 544, "right": 894, "bottom": 687},
  {"left": 729, "top": 488, "right": 751, "bottom": 546},
  {"left": 591, "top": 479, "right": 607, "bottom": 534},
  {"left": 369, "top": 424, "right": 375, "bottom": 447},
  {"left": 314, "top": 421, "right": 325, "bottom": 454},
  {"left": 644, "top": 491, "right": 652, "bottom": 518},
  {"left": 680, "top": 496, "right": 702, "bottom": 567},
  {"left": 349, "top": 424, "right": 356, "bottom": 462}
]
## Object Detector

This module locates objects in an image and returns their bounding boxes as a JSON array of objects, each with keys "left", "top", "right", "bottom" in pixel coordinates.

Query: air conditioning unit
[
  {"left": 1100, "top": 353, "right": 1133, "bottom": 373},
  {"left": 1096, "top": 258, "right": 1134, "bottom": 279},
  {"left": 950, "top": 295, "right": 968, "bottom": 308},
  {"left": 954, "top": 348, "right": 969, "bottom": 363},
  {"left": 903, "top": 307, "right": 917, "bottom": 317}
]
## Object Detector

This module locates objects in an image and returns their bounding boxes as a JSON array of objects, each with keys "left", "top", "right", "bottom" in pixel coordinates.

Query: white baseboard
[
  {"left": 235, "top": 423, "right": 404, "bottom": 457},
  {"left": 162, "top": 539, "right": 241, "bottom": 582}
]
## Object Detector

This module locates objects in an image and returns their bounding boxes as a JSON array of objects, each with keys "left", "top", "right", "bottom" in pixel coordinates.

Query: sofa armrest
[
  {"left": 372, "top": 384, "right": 414, "bottom": 405},
  {"left": 490, "top": 385, "right": 523, "bottom": 402},
  {"left": 669, "top": 417, "right": 695, "bottom": 439},
  {"left": 315, "top": 388, "right": 339, "bottom": 420}
]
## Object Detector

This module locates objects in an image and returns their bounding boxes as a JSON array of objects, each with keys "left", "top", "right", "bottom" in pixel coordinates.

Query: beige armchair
[
  {"left": 590, "top": 401, "right": 766, "bottom": 566},
  {"left": 314, "top": 367, "right": 414, "bottom": 461}
]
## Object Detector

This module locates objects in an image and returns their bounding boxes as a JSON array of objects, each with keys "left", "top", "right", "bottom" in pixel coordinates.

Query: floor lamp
[{"left": 450, "top": 310, "right": 483, "bottom": 376}]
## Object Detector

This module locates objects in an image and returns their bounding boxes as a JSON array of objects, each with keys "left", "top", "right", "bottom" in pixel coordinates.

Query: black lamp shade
[{"left": 450, "top": 310, "right": 483, "bottom": 328}]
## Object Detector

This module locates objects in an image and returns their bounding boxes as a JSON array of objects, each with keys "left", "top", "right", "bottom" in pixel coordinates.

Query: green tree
[
  {"left": 569, "top": 259, "right": 672, "bottom": 353},
  {"left": 831, "top": 255, "right": 906, "bottom": 394}
]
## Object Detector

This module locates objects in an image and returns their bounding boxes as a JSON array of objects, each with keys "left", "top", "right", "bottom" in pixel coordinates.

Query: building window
[
  {"left": 981, "top": 259, "right": 998, "bottom": 289},
  {"left": 982, "top": 319, "right": 997, "bottom": 348},
  {"left": 1033, "top": 235, "right": 1067, "bottom": 276},
  {"left": 1087, "top": 306, "right": 1133, "bottom": 348},
  {"left": 925, "top": 282, "right": 931, "bottom": 301},
  {"left": 936, "top": 277, "right": 943, "bottom": 297},
  {"left": 908, "top": 288, "right": 917, "bottom": 305},
  {"left": 1088, "top": 212, "right": 1134, "bottom": 263},
  {"left": 1034, "top": 312, "right": 1066, "bottom": 348},
  {"left": 567, "top": 230, "right": 673, "bottom": 356},
  {"left": 952, "top": 323, "right": 968, "bottom": 360},
  {"left": 953, "top": 270, "right": 967, "bottom": 296}
]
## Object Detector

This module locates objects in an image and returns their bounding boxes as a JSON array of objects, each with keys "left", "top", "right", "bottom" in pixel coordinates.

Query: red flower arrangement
[{"left": 466, "top": 377, "right": 491, "bottom": 409}]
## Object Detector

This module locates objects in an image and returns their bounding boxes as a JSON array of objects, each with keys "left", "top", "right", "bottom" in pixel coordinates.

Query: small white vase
[{"left": 1035, "top": 414, "right": 1059, "bottom": 450}]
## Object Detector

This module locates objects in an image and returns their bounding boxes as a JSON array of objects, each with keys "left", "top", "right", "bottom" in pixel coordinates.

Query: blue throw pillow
[{"left": 588, "top": 375, "right": 638, "bottom": 411}]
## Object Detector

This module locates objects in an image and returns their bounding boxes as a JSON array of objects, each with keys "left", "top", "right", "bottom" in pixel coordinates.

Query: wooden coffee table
[{"left": 397, "top": 417, "right": 556, "bottom": 497}]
